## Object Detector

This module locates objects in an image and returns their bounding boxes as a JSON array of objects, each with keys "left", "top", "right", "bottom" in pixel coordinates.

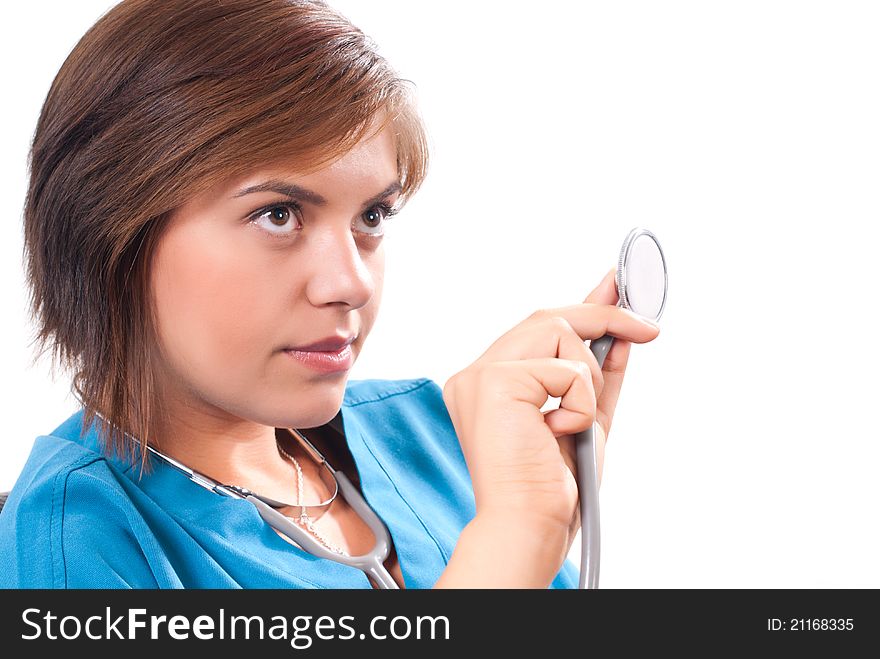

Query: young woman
[{"left": 0, "top": 0, "right": 659, "bottom": 589}]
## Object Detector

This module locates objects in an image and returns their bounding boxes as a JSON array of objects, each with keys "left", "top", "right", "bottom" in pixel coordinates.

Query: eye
[
  {"left": 248, "top": 200, "right": 400, "bottom": 241},
  {"left": 250, "top": 203, "right": 302, "bottom": 238},
  {"left": 355, "top": 202, "right": 399, "bottom": 237}
]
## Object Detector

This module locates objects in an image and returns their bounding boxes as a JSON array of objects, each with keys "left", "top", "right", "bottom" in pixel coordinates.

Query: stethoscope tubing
[
  {"left": 575, "top": 333, "right": 615, "bottom": 589},
  {"left": 144, "top": 444, "right": 401, "bottom": 589}
]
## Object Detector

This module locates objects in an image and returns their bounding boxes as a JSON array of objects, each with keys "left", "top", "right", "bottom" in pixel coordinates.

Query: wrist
[
  {"left": 435, "top": 510, "right": 571, "bottom": 588},
  {"left": 472, "top": 508, "right": 568, "bottom": 536},
  {"left": 475, "top": 500, "right": 575, "bottom": 539}
]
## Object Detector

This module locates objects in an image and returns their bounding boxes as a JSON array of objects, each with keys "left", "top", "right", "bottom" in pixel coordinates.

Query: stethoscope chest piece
[
  {"left": 577, "top": 227, "right": 668, "bottom": 589},
  {"left": 616, "top": 227, "right": 668, "bottom": 322}
]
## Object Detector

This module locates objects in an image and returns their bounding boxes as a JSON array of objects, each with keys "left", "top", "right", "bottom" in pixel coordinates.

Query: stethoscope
[
  {"left": 576, "top": 227, "right": 668, "bottom": 588},
  {"left": 104, "top": 227, "right": 667, "bottom": 590},
  {"left": 97, "top": 412, "right": 400, "bottom": 590},
  {"left": 132, "top": 424, "right": 402, "bottom": 589}
]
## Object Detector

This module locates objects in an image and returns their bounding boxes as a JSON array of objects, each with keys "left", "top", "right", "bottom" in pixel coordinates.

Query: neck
[
  {"left": 154, "top": 406, "right": 292, "bottom": 492},
  {"left": 138, "top": 369, "right": 343, "bottom": 505}
]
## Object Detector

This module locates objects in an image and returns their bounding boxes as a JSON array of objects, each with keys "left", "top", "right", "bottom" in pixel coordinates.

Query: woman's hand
[{"left": 442, "top": 268, "right": 661, "bottom": 549}]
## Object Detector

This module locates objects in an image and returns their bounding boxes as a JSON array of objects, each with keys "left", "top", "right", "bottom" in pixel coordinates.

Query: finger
[
  {"left": 479, "top": 316, "right": 605, "bottom": 400},
  {"left": 584, "top": 267, "right": 619, "bottom": 305},
  {"left": 539, "top": 303, "right": 659, "bottom": 344},
  {"left": 554, "top": 396, "right": 609, "bottom": 499},
  {"left": 493, "top": 357, "right": 597, "bottom": 436},
  {"left": 594, "top": 338, "right": 631, "bottom": 440},
  {"left": 483, "top": 304, "right": 659, "bottom": 364}
]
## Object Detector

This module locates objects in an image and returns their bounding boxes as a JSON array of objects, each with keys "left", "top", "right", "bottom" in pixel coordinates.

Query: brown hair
[{"left": 22, "top": 0, "right": 429, "bottom": 476}]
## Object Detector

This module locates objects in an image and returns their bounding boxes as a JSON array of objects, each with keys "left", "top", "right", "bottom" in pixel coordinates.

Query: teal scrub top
[{"left": 0, "top": 377, "right": 578, "bottom": 589}]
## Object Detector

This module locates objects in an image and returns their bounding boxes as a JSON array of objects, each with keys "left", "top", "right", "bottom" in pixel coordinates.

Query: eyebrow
[{"left": 232, "top": 179, "right": 402, "bottom": 207}]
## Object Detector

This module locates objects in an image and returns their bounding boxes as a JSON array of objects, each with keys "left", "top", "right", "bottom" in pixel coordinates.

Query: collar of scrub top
[{"left": 141, "top": 422, "right": 400, "bottom": 589}]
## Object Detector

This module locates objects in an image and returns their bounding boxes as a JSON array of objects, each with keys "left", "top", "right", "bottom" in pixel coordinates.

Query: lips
[{"left": 284, "top": 334, "right": 356, "bottom": 352}]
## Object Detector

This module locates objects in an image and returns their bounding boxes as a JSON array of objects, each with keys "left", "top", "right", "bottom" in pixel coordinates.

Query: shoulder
[
  {"left": 342, "top": 376, "right": 475, "bottom": 518},
  {"left": 0, "top": 423, "right": 159, "bottom": 588},
  {"left": 344, "top": 377, "right": 451, "bottom": 430},
  {"left": 344, "top": 376, "right": 443, "bottom": 408},
  {"left": 343, "top": 377, "right": 459, "bottom": 455}
]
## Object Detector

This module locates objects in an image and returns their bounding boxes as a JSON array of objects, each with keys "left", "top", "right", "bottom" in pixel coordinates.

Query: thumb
[{"left": 584, "top": 267, "right": 619, "bottom": 305}]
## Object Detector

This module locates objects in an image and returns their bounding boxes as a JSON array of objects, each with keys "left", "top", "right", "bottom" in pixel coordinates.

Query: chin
[
  {"left": 278, "top": 380, "right": 347, "bottom": 429},
  {"left": 283, "top": 409, "right": 341, "bottom": 431}
]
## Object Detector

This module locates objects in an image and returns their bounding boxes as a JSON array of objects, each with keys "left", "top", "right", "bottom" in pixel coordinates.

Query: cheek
[
  {"left": 360, "top": 248, "right": 385, "bottom": 335},
  {"left": 371, "top": 246, "right": 386, "bottom": 298},
  {"left": 150, "top": 226, "right": 280, "bottom": 381}
]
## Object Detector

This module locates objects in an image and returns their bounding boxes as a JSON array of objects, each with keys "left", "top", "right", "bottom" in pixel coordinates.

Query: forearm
[{"left": 433, "top": 513, "right": 569, "bottom": 589}]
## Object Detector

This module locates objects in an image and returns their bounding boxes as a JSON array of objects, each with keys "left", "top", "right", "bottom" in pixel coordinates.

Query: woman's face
[{"left": 149, "top": 123, "right": 399, "bottom": 431}]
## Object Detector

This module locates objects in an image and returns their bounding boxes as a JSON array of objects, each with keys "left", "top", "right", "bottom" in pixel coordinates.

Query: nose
[{"left": 304, "top": 224, "right": 376, "bottom": 310}]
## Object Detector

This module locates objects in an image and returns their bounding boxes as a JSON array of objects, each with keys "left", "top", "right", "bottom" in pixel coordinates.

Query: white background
[{"left": 2, "top": 1, "right": 878, "bottom": 588}]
